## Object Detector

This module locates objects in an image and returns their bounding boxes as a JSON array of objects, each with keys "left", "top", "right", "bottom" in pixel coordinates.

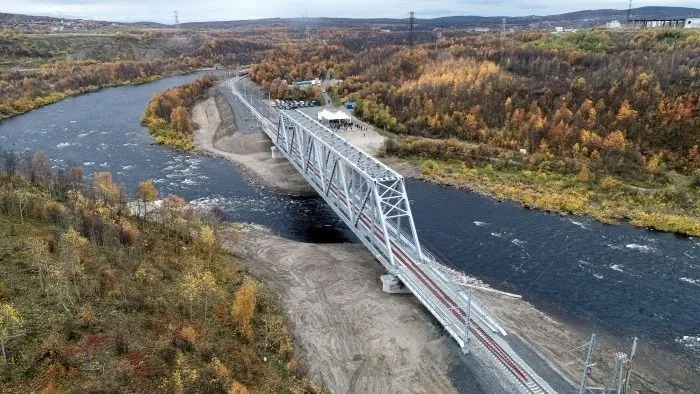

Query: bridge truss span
[{"left": 228, "top": 79, "right": 554, "bottom": 394}]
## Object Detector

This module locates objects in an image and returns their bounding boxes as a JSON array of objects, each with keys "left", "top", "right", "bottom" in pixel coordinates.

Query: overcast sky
[{"left": 1, "top": 0, "right": 697, "bottom": 23}]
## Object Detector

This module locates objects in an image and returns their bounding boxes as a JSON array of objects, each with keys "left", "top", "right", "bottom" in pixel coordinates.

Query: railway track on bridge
[{"left": 227, "top": 78, "right": 554, "bottom": 393}]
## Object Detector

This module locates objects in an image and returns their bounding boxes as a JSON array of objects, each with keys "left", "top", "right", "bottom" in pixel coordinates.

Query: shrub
[
  {"left": 76, "top": 304, "right": 96, "bottom": 327},
  {"left": 600, "top": 175, "right": 618, "bottom": 189},
  {"left": 113, "top": 330, "right": 129, "bottom": 356},
  {"left": 577, "top": 165, "right": 590, "bottom": 182},
  {"left": 179, "top": 326, "right": 197, "bottom": 345},
  {"left": 228, "top": 381, "right": 250, "bottom": 394},
  {"left": 231, "top": 280, "right": 256, "bottom": 338},
  {"left": 45, "top": 201, "right": 67, "bottom": 225},
  {"left": 120, "top": 223, "right": 140, "bottom": 246}
]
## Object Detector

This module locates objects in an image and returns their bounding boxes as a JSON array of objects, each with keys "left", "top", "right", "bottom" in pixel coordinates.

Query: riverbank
[
  {"left": 192, "top": 89, "right": 315, "bottom": 195},
  {"left": 224, "top": 224, "right": 698, "bottom": 393},
  {"left": 0, "top": 66, "right": 208, "bottom": 122},
  {"left": 381, "top": 155, "right": 700, "bottom": 238}
]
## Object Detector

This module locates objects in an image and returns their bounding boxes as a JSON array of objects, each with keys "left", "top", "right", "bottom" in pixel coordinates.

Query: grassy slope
[{"left": 0, "top": 189, "right": 315, "bottom": 393}]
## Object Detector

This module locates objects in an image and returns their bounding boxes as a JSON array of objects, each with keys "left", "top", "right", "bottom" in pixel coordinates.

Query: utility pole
[
  {"left": 174, "top": 10, "right": 179, "bottom": 29},
  {"left": 461, "top": 288, "right": 472, "bottom": 354},
  {"left": 579, "top": 333, "right": 596, "bottom": 394},
  {"left": 626, "top": 0, "right": 633, "bottom": 27},
  {"left": 622, "top": 337, "right": 638, "bottom": 394},
  {"left": 605, "top": 352, "right": 627, "bottom": 393},
  {"left": 501, "top": 17, "right": 507, "bottom": 50},
  {"left": 409, "top": 11, "right": 415, "bottom": 47}
]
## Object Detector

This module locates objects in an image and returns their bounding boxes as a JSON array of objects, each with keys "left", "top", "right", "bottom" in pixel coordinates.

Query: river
[{"left": 1, "top": 73, "right": 698, "bottom": 370}]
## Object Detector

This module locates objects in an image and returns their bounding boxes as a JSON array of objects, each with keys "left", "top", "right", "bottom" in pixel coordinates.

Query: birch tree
[
  {"left": 231, "top": 280, "right": 256, "bottom": 338},
  {"left": 26, "top": 238, "right": 52, "bottom": 296},
  {"left": 0, "top": 302, "right": 23, "bottom": 363}
]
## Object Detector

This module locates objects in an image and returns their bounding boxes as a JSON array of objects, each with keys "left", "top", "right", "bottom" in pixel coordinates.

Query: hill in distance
[
  {"left": 170, "top": 6, "right": 700, "bottom": 29},
  {"left": 2, "top": 6, "right": 700, "bottom": 30}
]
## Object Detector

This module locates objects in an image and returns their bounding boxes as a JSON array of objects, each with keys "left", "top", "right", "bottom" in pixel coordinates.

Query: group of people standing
[{"left": 328, "top": 121, "right": 369, "bottom": 137}]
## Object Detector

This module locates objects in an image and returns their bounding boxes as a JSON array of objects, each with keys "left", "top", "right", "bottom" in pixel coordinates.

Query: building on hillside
[
  {"left": 629, "top": 18, "right": 686, "bottom": 28},
  {"left": 686, "top": 18, "right": 700, "bottom": 28},
  {"left": 292, "top": 78, "right": 321, "bottom": 89},
  {"left": 606, "top": 20, "right": 622, "bottom": 29}
]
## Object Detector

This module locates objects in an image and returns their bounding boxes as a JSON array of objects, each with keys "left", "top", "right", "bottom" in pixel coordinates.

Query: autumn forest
[{"left": 250, "top": 28, "right": 700, "bottom": 235}]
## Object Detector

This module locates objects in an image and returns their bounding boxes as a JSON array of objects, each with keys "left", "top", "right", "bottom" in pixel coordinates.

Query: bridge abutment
[{"left": 380, "top": 274, "right": 412, "bottom": 294}]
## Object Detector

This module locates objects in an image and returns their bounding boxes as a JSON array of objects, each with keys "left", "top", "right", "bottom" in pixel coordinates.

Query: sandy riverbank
[
  {"left": 224, "top": 225, "right": 463, "bottom": 393},
  {"left": 192, "top": 90, "right": 315, "bottom": 195}
]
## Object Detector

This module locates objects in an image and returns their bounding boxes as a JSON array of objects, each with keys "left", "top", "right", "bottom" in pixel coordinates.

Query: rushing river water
[{"left": 1, "top": 73, "right": 698, "bottom": 369}]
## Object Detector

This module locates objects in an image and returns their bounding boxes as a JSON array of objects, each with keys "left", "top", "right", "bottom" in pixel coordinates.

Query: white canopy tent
[{"left": 318, "top": 109, "right": 351, "bottom": 123}]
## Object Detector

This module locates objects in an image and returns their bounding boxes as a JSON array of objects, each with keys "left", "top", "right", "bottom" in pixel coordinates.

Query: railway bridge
[{"left": 227, "top": 78, "right": 555, "bottom": 394}]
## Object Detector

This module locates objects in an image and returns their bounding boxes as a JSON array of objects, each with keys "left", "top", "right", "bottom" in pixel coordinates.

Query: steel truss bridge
[{"left": 227, "top": 79, "right": 554, "bottom": 394}]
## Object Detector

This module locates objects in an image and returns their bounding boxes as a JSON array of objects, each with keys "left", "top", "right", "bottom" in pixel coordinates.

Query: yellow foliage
[
  {"left": 577, "top": 166, "right": 590, "bottom": 183},
  {"left": 228, "top": 381, "right": 250, "bottom": 394},
  {"left": 231, "top": 280, "right": 256, "bottom": 338},
  {"left": 179, "top": 325, "right": 197, "bottom": 345},
  {"left": 0, "top": 302, "right": 24, "bottom": 362},
  {"left": 616, "top": 100, "right": 638, "bottom": 122},
  {"left": 646, "top": 154, "right": 661, "bottom": 173},
  {"left": 211, "top": 357, "right": 229, "bottom": 379},
  {"left": 137, "top": 179, "right": 158, "bottom": 203},
  {"left": 602, "top": 130, "right": 626, "bottom": 150},
  {"left": 93, "top": 172, "right": 122, "bottom": 203},
  {"left": 77, "top": 304, "right": 96, "bottom": 327},
  {"left": 600, "top": 175, "right": 619, "bottom": 189},
  {"left": 195, "top": 226, "right": 216, "bottom": 260}
]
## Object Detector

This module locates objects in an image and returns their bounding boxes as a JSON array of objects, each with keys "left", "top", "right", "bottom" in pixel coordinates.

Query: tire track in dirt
[{"left": 225, "top": 225, "right": 459, "bottom": 393}]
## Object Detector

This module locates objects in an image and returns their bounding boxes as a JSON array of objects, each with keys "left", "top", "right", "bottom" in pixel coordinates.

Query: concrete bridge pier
[
  {"left": 381, "top": 274, "right": 412, "bottom": 294},
  {"left": 271, "top": 146, "right": 281, "bottom": 159}
]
